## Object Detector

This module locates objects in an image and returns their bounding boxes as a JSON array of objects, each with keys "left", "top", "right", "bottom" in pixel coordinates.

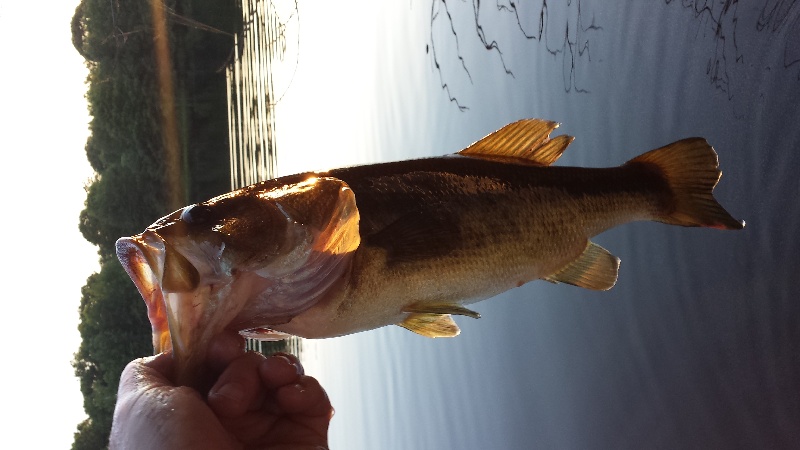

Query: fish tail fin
[{"left": 627, "top": 138, "right": 745, "bottom": 230}]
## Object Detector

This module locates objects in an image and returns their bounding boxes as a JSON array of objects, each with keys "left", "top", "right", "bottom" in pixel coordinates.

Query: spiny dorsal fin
[
  {"left": 544, "top": 241, "right": 620, "bottom": 290},
  {"left": 398, "top": 313, "right": 460, "bottom": 338},
  {"left": 458, "top": 119, "right": 574, "bottom": 166},
  {"left": 403, "top": 302, "right": 481, "bottom": 319}
]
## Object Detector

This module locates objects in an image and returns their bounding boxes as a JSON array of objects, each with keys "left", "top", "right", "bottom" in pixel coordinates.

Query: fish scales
[
  {"left": 115, "top": 119, "right": 744, "bottom": 388},
  {"left": 288, "top": 158, "right": 672, "bottom": 338}
]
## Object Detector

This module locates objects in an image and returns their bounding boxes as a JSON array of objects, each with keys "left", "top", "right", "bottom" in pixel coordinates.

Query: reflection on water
[
  {"left": 226, "top": 0, "right": 299, "bottom": 190},
  {"left": 229, "top": 0, "right": 800, "bottom": 448},
  {"left": 430, "top": 0, "right": 800, "bottom": 114},
  {"left": 664, "top": 0, "right": 800, "bottom": 103},
  {"left": 245, "top": 332, "right": 303, "bottom": 356},
  {"left": 226, "top": 0, "right": 302, "bottom": 356},
  {"left": 429, "top": 0, "right": 602, "bottom": 110}
]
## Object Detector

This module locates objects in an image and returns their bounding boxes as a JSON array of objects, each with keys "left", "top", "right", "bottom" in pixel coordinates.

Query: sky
[{"left": 0, "top": 0, "right": 97, "bottom": 446}]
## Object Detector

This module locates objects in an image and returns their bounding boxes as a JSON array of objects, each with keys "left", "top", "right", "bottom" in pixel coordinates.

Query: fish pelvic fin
[
  {"left": 545, "top": 241, "right": 620, "bottom": 290},
  {"left": 459, "top": 119, "right": 574, "bottom": 166},
  {"left": 404, "top": 302, "right": 481, "bottom": 319},
  {"left": 626, "top": 138, "right": 745, "bottom": 230},
  {"left": 398, "top": 313, "right": 461, "bottom": 338}
]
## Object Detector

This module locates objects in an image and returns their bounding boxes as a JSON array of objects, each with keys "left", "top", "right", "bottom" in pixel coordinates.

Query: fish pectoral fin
[
  {"left": 544, "top": 241, "right": 620, "bottom": 291},
  {"left": 403, "top": 302, "right": 481, "bottom": 319},
  {"left": 398, "top": 313, "right": 461, "bottom": 338},
  {"left": 458, "top": 119, "right": 574, "bottom": 166}
]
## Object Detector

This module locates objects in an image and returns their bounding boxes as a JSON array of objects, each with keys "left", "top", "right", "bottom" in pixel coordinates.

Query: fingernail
[
  {"left": 275, "top": 354, "right": 303, "bottom": 376},
  {"left": 213, "top": 382, "right": 244, "bottom": 403}
]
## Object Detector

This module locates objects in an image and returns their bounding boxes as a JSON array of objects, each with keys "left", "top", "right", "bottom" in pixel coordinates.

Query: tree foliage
[
  {"left": 80, "top": 168, "right": 166, "bottom": 260},
  {"left": 71, "top": 417, "right": 109, "bottom": 450},
  {"left": 70, "top": 0, "right": 238, "bottom": 447}
]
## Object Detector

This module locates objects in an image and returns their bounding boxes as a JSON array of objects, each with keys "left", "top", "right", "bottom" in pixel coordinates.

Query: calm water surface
[{"left": 236, "top": 1, "right": 800, "bottom": 448}]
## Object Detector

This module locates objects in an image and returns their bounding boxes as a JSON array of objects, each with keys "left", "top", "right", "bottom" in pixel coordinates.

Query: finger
[
  {"left": 140, "top": 352, "right": 173, "bottom": 375},
  {"left": 120, "top": 353, "right": 174, "bottom": 394},
  {"left": 208, "top": 352, "right": 267, "bottom": 418},
  {"left": 113, "top": 353, "right": 228, "bottom": 450},
  {"left": 259, "top": 353, "right": 304, "bottom": 390},
  {"left": 207, "top": 330, "right": 247, "bottom": 372},
  {"left": 271, "top": 352, "right": 304, "bottom": 375},
  {"left": 275, "top": 375, "right": 334, "bottom": 419}
]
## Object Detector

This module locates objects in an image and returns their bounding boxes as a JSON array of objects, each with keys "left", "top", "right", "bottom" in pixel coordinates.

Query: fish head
[{"left": 116, "top": 176, "right": 360, "bottom": 387}]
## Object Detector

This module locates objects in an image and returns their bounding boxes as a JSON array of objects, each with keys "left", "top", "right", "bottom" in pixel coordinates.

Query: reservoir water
[{"left": 231, "top": 1, "right": 799, "bottom": 448}]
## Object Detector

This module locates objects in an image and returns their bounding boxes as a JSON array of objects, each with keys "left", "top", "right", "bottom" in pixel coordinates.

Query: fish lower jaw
[{"left": 163, "top": 284, "right": 252, "bottom": 385}]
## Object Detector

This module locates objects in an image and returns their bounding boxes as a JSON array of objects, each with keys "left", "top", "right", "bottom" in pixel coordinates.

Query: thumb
[{"left": 119, "top": 352, "right": 176, "bottom": 396}]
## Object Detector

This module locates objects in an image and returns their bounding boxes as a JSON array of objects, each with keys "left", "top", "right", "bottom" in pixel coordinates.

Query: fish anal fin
[
  {"left": 545, "top": 241, "right": 620, "bottom": 291},
  {"left": 458, "top": 119, "right": 574, "bottom": 166},
  {"left": 398, "top": 313, "right": 461, "bottom": 338},
  {"left": 404, "top": 302, "right": 481, "bottom": 319}
]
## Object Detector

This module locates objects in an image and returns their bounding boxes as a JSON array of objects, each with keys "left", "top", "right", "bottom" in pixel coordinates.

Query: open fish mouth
[
  {"left": 116, "top": 232, "right": 173, "bottom": 354},
  {"left": 116, "top": 231, "right": 282, "bottom": 389},
  {"left": 116, "top": 229, "right": 290, "bottom": 387},
  {"left": 115, "top": 176, "right": 361, "bottom": 387},
  {"left": 116, "top": 230, "right": 204, "bottom": 356}
]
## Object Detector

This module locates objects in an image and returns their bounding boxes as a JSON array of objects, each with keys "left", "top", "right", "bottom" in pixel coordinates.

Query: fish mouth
[
  {"left": 116, "top": 231, "right": 213, "bottom": 386},
  {"left": 116, "top": 232, "right": 173, "bottom": 354},
  {"left": 114, "top": 177, "right": 362, "bottom": 387},
  {"left": 114, "top": 225, "right": 341, "bottom": 387}
]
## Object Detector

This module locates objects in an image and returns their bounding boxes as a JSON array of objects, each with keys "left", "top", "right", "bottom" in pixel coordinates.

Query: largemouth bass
[{"left": 117, "top": 119, "right": 743, "bottom": 386}]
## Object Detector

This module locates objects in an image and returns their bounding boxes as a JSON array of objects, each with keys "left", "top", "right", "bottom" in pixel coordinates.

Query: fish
[{"left": 116, "top": 119, "right": 744, "bottom": 387}]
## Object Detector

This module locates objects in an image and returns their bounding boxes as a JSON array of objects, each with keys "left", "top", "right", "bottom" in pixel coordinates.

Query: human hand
[{"left": 110, "top": 332, "right": 332, "bottom": 449}]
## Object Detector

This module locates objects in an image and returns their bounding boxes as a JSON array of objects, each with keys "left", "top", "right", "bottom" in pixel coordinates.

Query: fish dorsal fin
[
  {"left": 398, "top": 313, "right": 461, "bottom": 338},
  {"left": 544, "top": 241, "right": 620, "bottom": 290},
  {"left": 404, "top": 302, "right": 481, "bottom": 319},
  {"left": 458, "top": 119, "right": 574, "bottom": 166}
]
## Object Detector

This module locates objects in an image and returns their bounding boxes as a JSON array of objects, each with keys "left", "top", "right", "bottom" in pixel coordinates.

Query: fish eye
[{"left": 180, "top": 204, "right": 215, "bottom": 225}]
